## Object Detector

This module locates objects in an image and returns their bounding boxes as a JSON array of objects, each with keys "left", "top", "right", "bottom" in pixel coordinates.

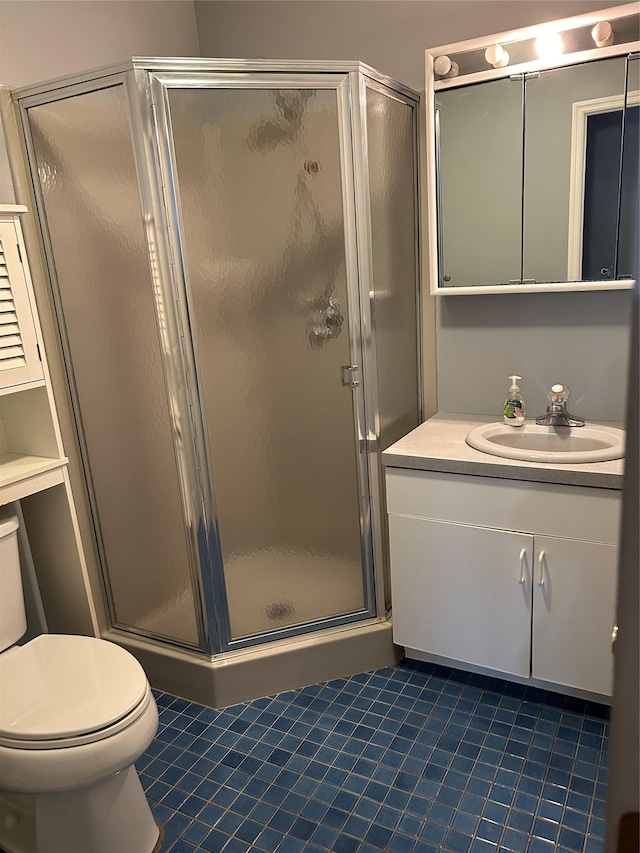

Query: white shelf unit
[
  {"left": 0, "top": 200, "right": 98, "bottom": 637},
  {"left": 0, "top": 206, "right": 68, "bottom": 504}
]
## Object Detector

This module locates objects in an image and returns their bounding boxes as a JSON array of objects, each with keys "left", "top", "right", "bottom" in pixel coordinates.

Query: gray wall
[
  {"left": 0, "top": 1, "right": 200, "bottom": 200},
  {"left": 195, "top": 0, "right": 632, "bottom": 423},
  {"left": 436, "top": 290, "right": 632, "bottom": 422},
  {"left": 194, "top": 1, "right": 622, "bottom": 92},
  {"left": 0, "top": 1, "right": 200, "bottom": 87}
]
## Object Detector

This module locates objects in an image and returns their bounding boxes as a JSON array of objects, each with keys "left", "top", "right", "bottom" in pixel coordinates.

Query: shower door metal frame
[
  {"left": 16, "top": 71, "right": 217, "bottom": 653},
  {"left": 145, "top": 66, "right": 378, "bottom": 652}
]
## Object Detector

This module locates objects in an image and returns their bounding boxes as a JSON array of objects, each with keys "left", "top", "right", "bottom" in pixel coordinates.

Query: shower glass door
[{"left": 155, "top": 75, "right": 373, "bottom": 645}]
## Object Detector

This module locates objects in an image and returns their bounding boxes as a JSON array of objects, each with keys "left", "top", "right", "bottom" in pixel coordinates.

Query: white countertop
[{"left": 382, "top": 413, "right": 624, "bottom": 490}]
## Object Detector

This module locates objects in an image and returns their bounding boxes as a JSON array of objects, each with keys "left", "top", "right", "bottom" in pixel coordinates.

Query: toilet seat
[
  {"left": 0, "top": 686, "right": 154, "bottom": 750},
  {"left": 0, "top": 635, "right": 150, "bottom": 749},
  {"left": 0, "top": 635, "right": 158, "bottom": 796}
]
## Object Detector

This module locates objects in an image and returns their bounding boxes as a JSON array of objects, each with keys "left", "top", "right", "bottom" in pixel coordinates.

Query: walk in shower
[{"left": 16, "top": 60, "right": 420, "bottom": 700}]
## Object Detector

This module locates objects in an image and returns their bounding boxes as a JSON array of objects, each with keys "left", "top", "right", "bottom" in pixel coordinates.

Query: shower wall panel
[
  {"left": 364, "top": 83, "right": 420, "bottom": 610},
  {"left": 26, "top": 84, "right": 202, "bottom": 647}
]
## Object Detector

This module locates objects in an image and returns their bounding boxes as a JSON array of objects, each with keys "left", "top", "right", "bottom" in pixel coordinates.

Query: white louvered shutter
[{"left": 0, "top": 218, "right": 44, "bottom": 389}]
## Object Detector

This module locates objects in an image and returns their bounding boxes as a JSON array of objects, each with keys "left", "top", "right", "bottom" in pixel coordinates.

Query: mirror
[
  {"left": 437, "top": 77, "right": 523, "bottom": 288},
  {"left": 427, "top": 5, "right": 639, "bottom": 294},
  {"left": 523, "top": 57, "right": 630, "bottom": 284},
  {"left": 618, "top": 55, "right": 639, "bottom": 284}
]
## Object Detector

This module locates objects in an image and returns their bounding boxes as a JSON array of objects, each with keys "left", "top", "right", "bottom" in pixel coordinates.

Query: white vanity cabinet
[
  {"left": 389, "top": 515, "right": 533, "bottom": 678},
  {"left": 386, "top": 467, "right": 621, "bottom": 698}
]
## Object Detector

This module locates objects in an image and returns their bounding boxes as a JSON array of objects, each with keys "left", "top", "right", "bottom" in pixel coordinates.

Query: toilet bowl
[{"left": 0, "top": 514, "right": 160, "bottom": 853}]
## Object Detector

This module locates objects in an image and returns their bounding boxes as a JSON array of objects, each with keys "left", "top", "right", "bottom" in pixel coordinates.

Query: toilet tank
[{"left": 0, "top": 513, "right": 27, "bottom": 652}]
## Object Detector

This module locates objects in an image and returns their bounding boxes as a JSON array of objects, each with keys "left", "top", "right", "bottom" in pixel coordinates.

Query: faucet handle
[{"left": 549, "top": 383, "right": 569, "bottom": 405}]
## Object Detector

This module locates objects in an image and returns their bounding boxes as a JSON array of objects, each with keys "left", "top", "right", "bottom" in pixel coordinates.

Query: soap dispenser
[{"left": 503, "top": 375, "right": 526, "bottom": 426}]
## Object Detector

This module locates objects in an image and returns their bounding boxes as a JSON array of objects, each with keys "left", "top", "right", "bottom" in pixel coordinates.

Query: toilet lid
[{"left": 0, "top": 635, "right": 149, "bottom": 742}]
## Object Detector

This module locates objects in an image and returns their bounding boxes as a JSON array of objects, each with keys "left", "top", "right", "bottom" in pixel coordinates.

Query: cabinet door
[
  {"left": 532, "top": 536, "right": 618, "bottom": 696},
  {"left": 389, "top": 515, "right": 532, "bottom": 677},
  {"left": 0, "top": 219, "right": 43, "bottom": 389}
]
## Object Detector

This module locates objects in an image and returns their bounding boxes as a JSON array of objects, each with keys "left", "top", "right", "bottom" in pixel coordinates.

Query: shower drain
[{"left": 266, "top": 600, "right": 295, "bottom": 621}]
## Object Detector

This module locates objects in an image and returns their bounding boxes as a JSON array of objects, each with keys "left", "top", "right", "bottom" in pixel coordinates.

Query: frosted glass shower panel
[
  {"left": 365, "top": 85, "right": 420, "bottom": 610},
  {"left": 167, "top": 85, "right": 366, "bottom": 639},
  {"left": 27, "top": 86, "right": 201, "bottom": 646},
  {"left": 366, "top": 86, "right": 419, "bottom": 448}
]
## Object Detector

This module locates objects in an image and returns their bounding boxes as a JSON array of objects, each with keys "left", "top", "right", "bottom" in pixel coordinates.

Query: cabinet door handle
[
  {"left": 538, "top": 550, "right": 546, "bottom": 586},
  {"left": 519, "top": 548, "right": 526, "bottom": 584}
]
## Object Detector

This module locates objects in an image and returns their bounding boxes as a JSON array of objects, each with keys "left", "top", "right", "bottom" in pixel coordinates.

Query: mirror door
[
  {"left": 437, "top": 77, "right": 522, "bottom": 288},
  {"left": 618, "top": 55, "right": 640, "bottom": 283},
  {"left": 524, "top": 57, "right": 628, "bottom": 284}
]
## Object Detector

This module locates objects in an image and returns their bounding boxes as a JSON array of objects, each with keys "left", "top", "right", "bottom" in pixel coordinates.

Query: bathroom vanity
[{"left": 383, "top": 414, "right": 623, "bottom": 700}]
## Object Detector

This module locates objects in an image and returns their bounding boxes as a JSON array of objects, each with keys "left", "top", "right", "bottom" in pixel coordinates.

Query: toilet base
[
  {"left": 0, "top": 790, "right": 36, "bottom": 853},
  {"left": 0, "top": 768, "right": 159, "bottom": 853}
]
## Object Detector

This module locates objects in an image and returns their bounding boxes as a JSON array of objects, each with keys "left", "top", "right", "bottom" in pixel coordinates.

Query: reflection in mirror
[
  {"left": 525, "top": 57, "right": 628, "bottom": 283},
  {"left": 438, "top": 78, "right": 523, "bottom": 287}
]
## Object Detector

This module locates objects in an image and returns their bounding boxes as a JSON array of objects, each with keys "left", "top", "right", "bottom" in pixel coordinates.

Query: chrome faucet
[{"left": 535, "top": 384, "right": 585, "bottom": 427}]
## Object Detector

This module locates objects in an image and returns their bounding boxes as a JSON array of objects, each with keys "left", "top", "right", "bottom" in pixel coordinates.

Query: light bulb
[
  {"left": 592, "top": 21, "right": 614, "bottom": 47},
  {"left": 535, "top": 31, "right": 564, "bottom": 60},
  {"left": 493, "top": 50, "right": 510, "bottom": 69},
  {"left": 485, "top": 44, "right": 505, "bottom": 66},
  {"left": 434, "top": 55, "right": 452, "bottom": 76},
  {"left": 446, "top": 61, "right": 459, "bottom": 79},
  {"left": 434, "top": 55, "right": 459, "bottom": 79}
]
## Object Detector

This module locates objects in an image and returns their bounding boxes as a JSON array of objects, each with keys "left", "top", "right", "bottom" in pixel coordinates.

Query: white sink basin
[{"left": 466, "top": 421, "right": 625, "bottom": 463}]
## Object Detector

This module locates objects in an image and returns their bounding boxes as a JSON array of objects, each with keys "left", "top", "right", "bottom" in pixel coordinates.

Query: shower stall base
[
  {"left": 14, "top": 58, "right": 421, "bottom": 705},
  {"left": 110, "top": 619, "right": 400, "bottom": 710}
]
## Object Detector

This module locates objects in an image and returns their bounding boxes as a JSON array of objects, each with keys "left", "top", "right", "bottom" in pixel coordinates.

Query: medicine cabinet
[{"left": 426, "top": 2, "right": 640, "bottom": 294}]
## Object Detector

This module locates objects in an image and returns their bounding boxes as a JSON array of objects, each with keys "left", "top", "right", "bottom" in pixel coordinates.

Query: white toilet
[{"left": 0, "top": 513, "right": 160, "bottom": 853}]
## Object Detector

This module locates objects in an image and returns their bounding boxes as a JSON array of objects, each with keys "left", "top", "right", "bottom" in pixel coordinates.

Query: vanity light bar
[
  {"left": 482, "top": 25, "right": 615, "bottom": 74},
  {"left": 429, "top": 3, "right": 639, "bottom": 88}
]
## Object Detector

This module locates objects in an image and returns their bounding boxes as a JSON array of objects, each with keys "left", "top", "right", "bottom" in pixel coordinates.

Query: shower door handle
[{"left": 341, "top": 365, "right": 360, "bottom": 388}]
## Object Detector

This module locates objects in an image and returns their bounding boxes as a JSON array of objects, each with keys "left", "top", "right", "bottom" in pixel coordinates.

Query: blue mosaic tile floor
[{"left": 138, "top": 660, "right": 609, "bottom": 853}]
